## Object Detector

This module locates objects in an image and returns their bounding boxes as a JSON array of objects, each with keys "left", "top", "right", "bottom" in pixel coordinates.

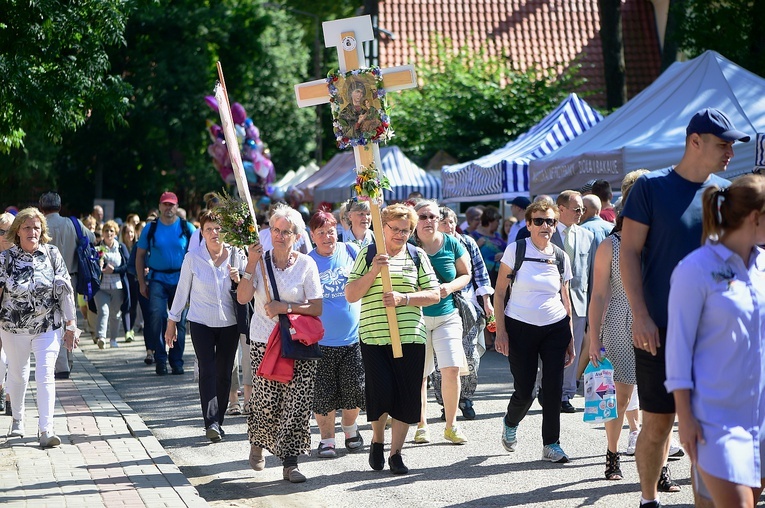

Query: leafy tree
[
  {"left": 388, "top": 39, "right": 586, "bottom": 167},
  {"left": 669, "top": 0, "right": 765, "bottom": 76},
  {"left": 0, "top": 0, "right": 130, "bottom": 153},
  {"left": 50, "top": 0, "right": 316, "bottom": 217}
]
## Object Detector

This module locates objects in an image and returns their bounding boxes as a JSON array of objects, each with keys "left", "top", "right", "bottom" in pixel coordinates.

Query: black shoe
[
  {"left": 560, "top": 400, "right": 577, "bottom": 413},
  {"left": 638, "top": 502, "right": 661, "bottom": 508},
  {"left": 368, "top": 442, "right": 384, "bottom": 471},
  {"left": 537, "top": 390, "right": 544, "bottom": 408},
  {"left": 388, "top": 452, "right": 409, "bottom": 474},
  {"left": 54, "top": 372, "right": 70, "bottom": 380},
  {"left": 171, "top": 366, "right": 185, "bottom": 375},
  {"left": 459, "top": 399, "right": 476, "bottom": 420},
  {"left": 156, "top": 363, "right": 168, "bottom": 376},
  {"left": 440, "top": 408, "right": 446, "bottom": 421}
]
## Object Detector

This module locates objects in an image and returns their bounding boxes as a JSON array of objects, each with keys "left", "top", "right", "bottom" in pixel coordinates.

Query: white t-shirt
[{"left": 500, "top": 238, "right": 572, "bottom": 326}]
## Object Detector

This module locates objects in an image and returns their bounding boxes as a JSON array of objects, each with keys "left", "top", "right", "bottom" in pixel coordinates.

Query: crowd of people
[{"left": 2, "top": 107, "right": 764, "bottom": 507}]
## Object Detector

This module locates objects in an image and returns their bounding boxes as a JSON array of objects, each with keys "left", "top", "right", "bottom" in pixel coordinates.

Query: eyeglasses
[
  {"left": 418, "top": 214, "right": 439, "bottom": 222},
  {"left": 567, "top": 206, "right": 584, "bottom": 214},
  {"left": 385, "top": 223, "right": 412, "bottom": 237},
  {"left": 203, "top": 227, "right": 222, "bottom": 234},
  {"left": 271, "top": 227, "right": 295, "bottom": 238},
  {"left": 531, "top": 218, "right": 557, "bottom": 227}
]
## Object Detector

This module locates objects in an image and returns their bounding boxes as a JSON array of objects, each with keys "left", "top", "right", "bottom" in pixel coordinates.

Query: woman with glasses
[
  {"left": 346, "top": 203, "right": 440, "bottom": 475},
  {"left": 433, "top": 207, "right": 494, "bottom": 420},
  {"left": 469, "top": 205, "right": 507, "bottom": 286},
  {"left": 166, "top": 211, "right": 246, "bottom": 443},
  {"left": 93, "top": 220, "right": 130, "bottom": 349},
  {"left": 412, "top": 200, "right": 472, "bottom": 446},
  {"left": 494, "top": 200, "right": 576, "bottom": 464},
  {"left": 237, "top": 203, "right": 322, "bottom": 483}
]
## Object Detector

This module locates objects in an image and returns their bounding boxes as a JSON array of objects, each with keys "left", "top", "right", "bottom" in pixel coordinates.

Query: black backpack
[
  {"left": 145, "top": 218, "right": 193, "bottom": 248},
  {"left": 364, "top": 242, "right": 421, "bottom": 272},
  {"left": 70, "top": 217, "right": 102, "bottom": 300}
]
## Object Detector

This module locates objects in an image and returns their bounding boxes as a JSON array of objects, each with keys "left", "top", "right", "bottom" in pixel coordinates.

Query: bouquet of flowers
[
  {"left": 353, "top": 162, "right": 391, "bottom": 202},
  {"left": 95, "top": 245, "right": 108, "bottom": 258},
  {"left": 213, "top": 191, "right": 259, "bottom": 248}
]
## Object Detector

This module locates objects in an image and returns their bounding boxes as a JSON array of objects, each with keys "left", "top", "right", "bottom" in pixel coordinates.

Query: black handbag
[
  {"left": 228, "top": 248, "right": 254, "bottom": 341},
  {"left": 432, "top": 264, "right": 483, "bottom": 336},
  {"left": 264, "top": 251, "right": 323, "bottom": 361}
]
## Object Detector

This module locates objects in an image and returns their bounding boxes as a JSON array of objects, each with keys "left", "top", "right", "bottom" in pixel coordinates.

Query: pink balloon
[
  {"left": 204, "top": 96, "right": 219, "bottom": 112},
  {"left": 232, "top": 103, "right": 247, "bottom": 125}
]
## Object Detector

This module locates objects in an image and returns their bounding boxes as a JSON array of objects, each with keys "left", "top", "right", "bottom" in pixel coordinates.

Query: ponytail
[
  {"left": 701, "top": 185, "right": 725, "bottom": 243},
  {"left": 701, "top": 174, "right": 765, "bottom": 244}
]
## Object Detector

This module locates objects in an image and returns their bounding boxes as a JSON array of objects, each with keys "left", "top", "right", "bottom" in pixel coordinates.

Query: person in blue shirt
[
  {"left": 135, "top": 191, "right": 196, "bottom": 376},
  {"left": 666, "top": 174, "right": 765, "bottom": 508},
  {"left": 621, "top": 108, "right": 750, "bottom": 507},
  {"left": 307, "top": 211, "right": 365, "bottom": 459}
]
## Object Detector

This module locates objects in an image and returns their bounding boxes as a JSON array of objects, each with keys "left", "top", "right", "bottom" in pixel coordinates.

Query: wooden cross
[{"left": 294, "top": 15, "right": 417, "bottom": 358}]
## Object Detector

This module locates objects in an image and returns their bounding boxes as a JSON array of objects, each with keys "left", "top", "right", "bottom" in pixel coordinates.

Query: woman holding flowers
[
  {"left": 94, "top": 220, "right": 130, "bottom": 349},
  {"left": 166, "top": 210, "right": 246, "bottom": 443},
  {"left": 237, "top": 203, "right": 322, "bottom": 483}
]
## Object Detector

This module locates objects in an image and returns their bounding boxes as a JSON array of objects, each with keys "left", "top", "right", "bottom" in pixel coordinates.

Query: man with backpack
[
  {"left": 39, "top": 192, "right": 96, "bottom": 379},
  {"left": 135, "top": 191, "right": 196, "bottom": 376}
]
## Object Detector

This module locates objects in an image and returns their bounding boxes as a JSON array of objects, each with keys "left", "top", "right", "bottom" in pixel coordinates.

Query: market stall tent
[
  {"left": 440, "top": 93, "right": 603, "bottom": 203},
  {"left": 529, "top": 51, "right": 765, "bottom": 195},
  {"left": 299, "top": 146, "right": 441, "bottom": 205}
]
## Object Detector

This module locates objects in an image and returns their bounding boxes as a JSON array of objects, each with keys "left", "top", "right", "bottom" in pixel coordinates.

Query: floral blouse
[{"left": 0, "top": 244, "right": 76, "bottom": 334}]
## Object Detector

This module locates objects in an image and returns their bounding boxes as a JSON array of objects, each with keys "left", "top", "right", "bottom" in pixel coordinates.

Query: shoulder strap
[
  {"left": 552, "top": 244, "right": 566, "bottom": 278},
  {"left": 70, "top": 216, "right": 85, "bottom": 242},
  {"left": 264, "top": 251, "right": 280, "bottom": 301},
  {"left": 364, "top": 242, "right": 421, "bottom": 271},
  {"left": 364, "top": 242, "right": 377, "bottom": 269},
  {"left": 344, "top": 242, "right": 358, "bottom": 260},
  {"left": 146, "top": 219, "right": 159, "bottom": 246},
  {"left": 510, "top": 239, "right": 526, "bottom": 284}
]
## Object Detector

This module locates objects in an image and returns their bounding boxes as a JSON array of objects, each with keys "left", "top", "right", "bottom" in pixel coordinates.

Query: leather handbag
[{"left": 265, "top": 251, "right": 324, "bottom": 361}]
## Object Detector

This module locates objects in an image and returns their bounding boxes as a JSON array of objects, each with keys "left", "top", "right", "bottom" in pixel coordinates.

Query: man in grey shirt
[{"left": 39, "top": 192, "right": 95, "bottom": 379}]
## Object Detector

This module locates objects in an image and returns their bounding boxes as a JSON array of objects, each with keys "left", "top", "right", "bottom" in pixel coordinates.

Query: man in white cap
[{"left": 135, "top": 191, "right": 196, "bottom": 375}]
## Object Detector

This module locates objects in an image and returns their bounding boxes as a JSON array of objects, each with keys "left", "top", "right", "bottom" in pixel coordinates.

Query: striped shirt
[{"left": 348, "top": 245, "right": 439, "bottom": 346}]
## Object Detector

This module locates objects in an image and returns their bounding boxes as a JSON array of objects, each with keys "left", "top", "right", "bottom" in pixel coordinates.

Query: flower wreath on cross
[
  {"left": 327, "top": 66, "right": 392, "bottom": 150},
  {"left": 353, "top": 161, "right": 391, "bottom": 202}
]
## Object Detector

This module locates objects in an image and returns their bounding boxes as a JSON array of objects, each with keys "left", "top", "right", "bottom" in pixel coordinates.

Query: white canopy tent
[
  {"left": 440, "top": 94, "right": 603, "bottom": 203},
  {"left": 529, "top": 51, "right": 765, "bottom": 195},
  {"left": 273, "top": 162, "right": 319, "bottom": 191},
  {"left": 303, "top": 146, "right": 441, "bottom": 205}
]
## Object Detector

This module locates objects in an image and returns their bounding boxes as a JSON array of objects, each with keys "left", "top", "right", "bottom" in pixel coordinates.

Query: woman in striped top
[{"left": 346, "top": 203, "right": 440, "bottom": 475}]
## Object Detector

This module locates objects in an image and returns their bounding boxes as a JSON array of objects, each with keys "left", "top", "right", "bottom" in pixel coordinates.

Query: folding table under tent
[
  {"left": 308, "top": 146, "right": 442, "bottom": 205},
  {"left": 440, "top": 93, "right": 604, "bottom": 203},
  {"left": 528, "top": 51, "right": 765, "bottom": 195}
]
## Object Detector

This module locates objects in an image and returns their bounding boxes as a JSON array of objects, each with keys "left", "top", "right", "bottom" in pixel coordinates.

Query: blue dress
[{"left": 666, "top": 242, "right": 765, "bottom": 487}]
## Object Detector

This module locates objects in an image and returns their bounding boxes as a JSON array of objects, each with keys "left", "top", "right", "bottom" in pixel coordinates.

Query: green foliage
[
  {"left": 49, "top": 0, "right": 316, "bottom": 217},
  {"left": 388, "top": 38, "right": 585, "bottom": 166},
  {"left": 671, "top": 0, "right": 765, "bottom": 76},
  {"left": 0, "top": 0, "right": 131, "bottom": 153}
]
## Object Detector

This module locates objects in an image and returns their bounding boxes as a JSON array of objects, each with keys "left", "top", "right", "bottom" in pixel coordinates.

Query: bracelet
[
  {"left": 405, "top": 294, "right": 410, "bottom": 306},
  {"left": 242, "top": 271, "right": 253, "bottom": 281}
]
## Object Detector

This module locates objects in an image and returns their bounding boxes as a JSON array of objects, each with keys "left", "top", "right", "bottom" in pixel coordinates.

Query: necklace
[{"left": 274, "top": 252, "right": 295, "bottom": 271}]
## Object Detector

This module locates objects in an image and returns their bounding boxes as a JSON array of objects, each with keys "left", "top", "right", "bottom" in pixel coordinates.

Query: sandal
[
  {"left": 225, "top": 403, "right": 242, "bottom": 416},
  {"left": 605, "top": 450, "right": 623, "bottom": 480},
  {"left": 317, "top": 442, "right": 337, "bottom": 458},
  {"left": 658, "top": 465, "right": 680, "bottom": 492}
]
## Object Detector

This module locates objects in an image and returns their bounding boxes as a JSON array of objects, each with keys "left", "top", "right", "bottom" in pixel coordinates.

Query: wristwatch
[
  {"left": 287, "top": 303, "right": 293, "bottom": 314},
  {"left": 65, "top": 324, "right": 77, "bottom": 332}
]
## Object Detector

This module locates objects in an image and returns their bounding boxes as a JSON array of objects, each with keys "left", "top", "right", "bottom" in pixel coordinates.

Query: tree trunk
[
  {"left": 598, "top": 0, "right": 626, "bottom": 109},
  {"left": 750, "top": 1, "right": 765, "bottom": 77},
  {"left": 660, "top": 0, "right": 686, "bottom": 72}
]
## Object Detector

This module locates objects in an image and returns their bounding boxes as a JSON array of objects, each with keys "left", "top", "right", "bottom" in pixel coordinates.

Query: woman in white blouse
[{"left": 165, "top": 211, "right": 246, "bottom": 443}]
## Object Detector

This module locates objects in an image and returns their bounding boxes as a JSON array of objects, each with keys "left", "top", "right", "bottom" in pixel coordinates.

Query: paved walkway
[{"left": 0, "top": 348, "right": 207, "bottom": 508}]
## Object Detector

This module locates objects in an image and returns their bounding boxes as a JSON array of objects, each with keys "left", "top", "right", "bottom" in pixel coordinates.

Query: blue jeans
[{"left": 148, "top": 280, "right": 186, "bottom": 368}]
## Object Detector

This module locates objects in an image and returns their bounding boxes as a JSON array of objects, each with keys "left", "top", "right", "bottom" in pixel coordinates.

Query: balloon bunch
[{"left": 205, "top": 96, "right": 276, "bottom": 197}]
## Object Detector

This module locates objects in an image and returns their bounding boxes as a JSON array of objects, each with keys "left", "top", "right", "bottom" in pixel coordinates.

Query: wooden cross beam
[{"left": 294, "top": 15, "right": 417, "bottom": 358}]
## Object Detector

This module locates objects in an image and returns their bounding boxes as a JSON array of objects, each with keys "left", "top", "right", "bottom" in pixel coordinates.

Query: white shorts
[{"left": 423, "top": 310, "right": 465, "bottom": 376}]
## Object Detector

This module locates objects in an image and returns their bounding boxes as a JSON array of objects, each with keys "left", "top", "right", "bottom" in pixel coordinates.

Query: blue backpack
[{"left": 70, "top": 217, "right": 102, "bottom": 300}]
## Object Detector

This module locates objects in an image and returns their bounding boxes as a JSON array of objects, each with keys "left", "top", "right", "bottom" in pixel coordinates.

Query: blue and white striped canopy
[
  {"left": 441, "top": 94, "right": 603, "bottom": 202},
  {"left": 311, "top": 146, "right": 441, "bottom": 204}
]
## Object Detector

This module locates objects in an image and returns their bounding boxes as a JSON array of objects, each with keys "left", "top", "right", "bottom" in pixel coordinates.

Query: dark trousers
[
  {"left": 504, "top": 315, "right": 571, "bottom": 446},
  {"left": 148, "top": 280, "right": 186, "bottom": 368},
  {"left": 189, "top": 322, "right": 240, "bottom": 428}
]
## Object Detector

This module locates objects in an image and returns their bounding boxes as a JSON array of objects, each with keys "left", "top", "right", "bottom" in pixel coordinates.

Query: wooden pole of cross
[{"left": 294, "top": 15, "right": 417, "bottom": 358}]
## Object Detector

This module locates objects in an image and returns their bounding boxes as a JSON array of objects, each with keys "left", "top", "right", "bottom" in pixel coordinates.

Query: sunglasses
[
  {"left": 531, "top": 218, "right": 557, "bottom": 227},
  {"left": 418, "top": 214, "right": 439, "bottom": 222},
  {"left": 568, "top": 207, "right": 584, "bottom": 214}
]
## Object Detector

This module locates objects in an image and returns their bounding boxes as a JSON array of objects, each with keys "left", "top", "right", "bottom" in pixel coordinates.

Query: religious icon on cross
[{"left": 294, "top": 15, "right": 417, "bottom": 357}]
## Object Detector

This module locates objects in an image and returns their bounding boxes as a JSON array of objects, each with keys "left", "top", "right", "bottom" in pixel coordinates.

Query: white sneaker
[
  {"left": 9, "top": 419, "right": 24, "bottom": 437},
  {"left": 669, "top": 436, "right": 685, "bottom": 458},
  {"left": 39, "top": 431, "right": 61, "bottom": 448},
  {"left": 625, "top": 430, "right": 639, "bottom": 456},
  {"left": 109, "top": 339, "right": 119, "bottom": 348}
]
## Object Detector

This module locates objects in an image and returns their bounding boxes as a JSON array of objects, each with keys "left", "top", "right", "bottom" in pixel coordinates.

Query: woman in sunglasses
[
  {"left": 494, "top": 200, "right": 576, "bottom": 464},
  {"left": 412, "top": 200, "right": 472, "bottom": 446}
]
